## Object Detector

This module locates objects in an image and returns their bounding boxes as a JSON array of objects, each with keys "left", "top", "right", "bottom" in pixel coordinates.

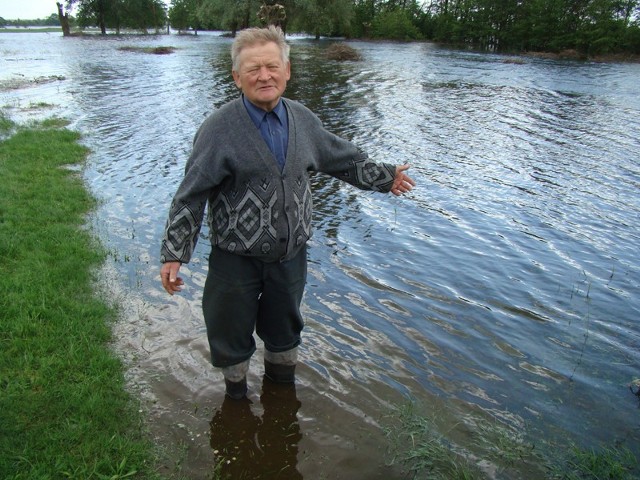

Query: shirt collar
[{"left": 242, "top": 95, "right": 286, "bottom": 128}]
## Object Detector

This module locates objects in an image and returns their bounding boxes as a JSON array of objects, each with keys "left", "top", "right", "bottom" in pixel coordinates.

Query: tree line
[
  {"left": 421, "top": 0, "right": 640, "bottom": 55},
  {"left": 44, "top": 0, "right": 640, "bottom": 55},
  {"left": 1, "top": 14, "right": 62, "bottom": 28},
  {"left": 168, "top": 0, "right": 640, "bottom": 55},
  {"left": 58, "top": 0, "right": 168, "bottom": 34}
]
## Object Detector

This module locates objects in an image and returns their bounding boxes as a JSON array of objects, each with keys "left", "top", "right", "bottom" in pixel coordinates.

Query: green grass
[
  {"left": 0, "top": 116, "right": 161, "bottom": 479},
  {"left": 0, "top": 111, "right": 12, "bottom": 133},
  {"left": 549, "top": 444, "right": 639, "bottom": 480},
  {"left": 384, "top": 400, "right": 639, "bottom": 480},
  {"left": 0, "top": 28, "right": 63, "bottom": 33},
  {"left": 384, "top": 402, "right": 485, "bottom": 479}
]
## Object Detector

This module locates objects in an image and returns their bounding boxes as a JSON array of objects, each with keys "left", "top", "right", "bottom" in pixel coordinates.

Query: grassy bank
[{"left": 0, "top": 113, "right": 160, "bottom": 479}]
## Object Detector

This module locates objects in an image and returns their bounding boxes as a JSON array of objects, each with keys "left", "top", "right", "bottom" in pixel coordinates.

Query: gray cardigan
[{"left": 160, "top": 97, "right": 396, "bottom": 264}]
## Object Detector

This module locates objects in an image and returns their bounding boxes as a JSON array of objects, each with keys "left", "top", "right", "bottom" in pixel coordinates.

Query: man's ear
[{"left": 232, "top": 70, "right": 242, "bottom": 89}]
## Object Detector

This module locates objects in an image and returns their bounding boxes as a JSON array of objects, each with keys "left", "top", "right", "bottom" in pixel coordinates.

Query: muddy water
[{"left": 2, "top": 31, "right": 640, "bottom": 479}]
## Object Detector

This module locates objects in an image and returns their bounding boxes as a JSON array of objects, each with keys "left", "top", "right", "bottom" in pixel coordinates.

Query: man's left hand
[{"left": 391, "top": 164, "right": 416, "bottom": 196}]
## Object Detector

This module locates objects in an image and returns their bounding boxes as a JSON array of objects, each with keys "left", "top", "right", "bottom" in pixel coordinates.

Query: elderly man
[{"left": 160, "top": 26, "right": 415, "bottom": 399}]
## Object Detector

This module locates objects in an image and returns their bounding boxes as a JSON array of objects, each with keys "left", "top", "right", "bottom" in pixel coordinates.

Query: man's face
[{"left": 232, "top": 41, "right": 291, "bottom": 112}]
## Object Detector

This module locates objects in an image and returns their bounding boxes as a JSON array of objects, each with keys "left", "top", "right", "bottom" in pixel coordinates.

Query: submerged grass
[
  {"left": 548, "top": 444, "right": 639, "bottom": 480},
  {"left": 0, "top": 116, "right": 161, "bottom": 479},
  {"left": 384, "top": 402, "right": 484, "bottom": 479},
  {"left": 118, "top": 46, "right": 176, "bottom": 55},
  {"left": 384, "top": 400, "right": 639, "bottom": 480}
]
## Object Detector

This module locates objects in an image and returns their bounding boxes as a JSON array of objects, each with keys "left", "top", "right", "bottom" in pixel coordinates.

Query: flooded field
[{"left": 2, "top": 31, "right": 639, "bottom": 478}]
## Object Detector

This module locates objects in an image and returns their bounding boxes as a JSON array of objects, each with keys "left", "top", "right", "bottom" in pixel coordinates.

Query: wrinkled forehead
[
  {"left": 237, "top": 41, "right": 286, "bottom": 66},
  {"left": 239, "top": 40, "right": 281, "bottom": 56}
]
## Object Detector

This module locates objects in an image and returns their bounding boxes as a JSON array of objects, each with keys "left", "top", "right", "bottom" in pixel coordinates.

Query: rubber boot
[
  {"left": 224, "top": 377, "right": 248, "bottom": 400},
  {"left": 264, "top": 347, "right": 298, "bottom": 384},
  {"left": 222, "top": 359, "right": 250, "bottom": 399}
]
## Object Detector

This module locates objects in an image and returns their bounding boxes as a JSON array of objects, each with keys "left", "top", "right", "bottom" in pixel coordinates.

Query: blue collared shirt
[{"left": 242, "top": 96, "right": 289, "bottom": 172}]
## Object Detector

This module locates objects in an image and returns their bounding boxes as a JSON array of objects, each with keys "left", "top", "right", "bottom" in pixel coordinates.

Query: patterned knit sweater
[{"left": 160, "top": 97, "right": 396, "bottom": 264}]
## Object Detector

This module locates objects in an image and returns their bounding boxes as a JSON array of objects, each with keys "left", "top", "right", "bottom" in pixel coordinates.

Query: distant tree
[
  {"left": 169, "top": 0, "right": 191, "bottom": 32},
  {"left": 625, "top": 22, "right": 640, "bottom": 52},
  {"left": 44, "top": 13, "right": 61, "bottom": 26},
  {"left": 199, "top": 0, "right": 255, "bottom": 34},
  {"left": 169, "top": 0, "right": 203, "bottom": 33},
  {"left": 371, "top": 8, "right": 421, "bottom": 39},
  {"left": 57, "top": 2, "right": 72, "bottom": 35},
  {"left": 64, "top": 0, "right": 166, "bottom": 34},
  {"left": 121, "top": 0, "right": 167, "bottom": 32},
  {"left": 352, "top": 0, "right": 423, "bottom": 39},
  {"left": 576, "top": 0, "right": 635, "bottom": 53},
  {"left": 291, "top": 0, "right": 354, "bottom": 38},
  {"left": 68, "top": 0, "right": 110, "bottom": 33}
]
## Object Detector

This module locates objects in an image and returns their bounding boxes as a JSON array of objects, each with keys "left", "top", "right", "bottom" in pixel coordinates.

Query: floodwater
[{"left": 2, "top": 31, "right": 639, "bottom": 479}]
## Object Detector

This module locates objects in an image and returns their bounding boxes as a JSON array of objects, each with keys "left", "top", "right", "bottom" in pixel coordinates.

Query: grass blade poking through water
[
  {"left": 384, "top": 399, "right": 639, "bottom": 480},
  {"left": 0, "top": 116, "right": 160, "bottom": 479}
]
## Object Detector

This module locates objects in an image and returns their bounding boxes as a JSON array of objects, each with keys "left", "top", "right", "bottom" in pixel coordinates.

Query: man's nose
[{"left": 257, "top": 66, "right": 271, "bottom": 80}]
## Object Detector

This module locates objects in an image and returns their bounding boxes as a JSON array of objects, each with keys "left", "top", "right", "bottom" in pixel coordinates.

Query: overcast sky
[
  {"left": 0, "top": 0, "right": 63, "bottom": 20},
  {"left": 0, "top": 0, "right": 169, "bottom": 20}
]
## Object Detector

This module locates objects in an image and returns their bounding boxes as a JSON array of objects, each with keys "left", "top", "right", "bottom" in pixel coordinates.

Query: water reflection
[{"left": 210, "top": 379, "right": 302, "bottom": 479}]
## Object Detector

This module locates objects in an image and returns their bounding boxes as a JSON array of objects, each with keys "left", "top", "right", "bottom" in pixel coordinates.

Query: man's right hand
[{"left": 160, "top": 261, "right": 184, "bottom": 295}]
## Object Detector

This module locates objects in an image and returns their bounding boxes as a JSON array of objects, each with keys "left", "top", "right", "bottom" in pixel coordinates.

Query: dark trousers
[{"left": 202, "top": 246, "right": 307, "bottom": 368}]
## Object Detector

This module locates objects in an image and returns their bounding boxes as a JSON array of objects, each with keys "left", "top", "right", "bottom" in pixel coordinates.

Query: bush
[{"left": 325, "top": 43, "right": 363, "bottom": 61}]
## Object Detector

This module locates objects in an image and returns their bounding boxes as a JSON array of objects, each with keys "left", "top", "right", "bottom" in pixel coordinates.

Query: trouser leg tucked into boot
[
  {"left": 264, "top": 347, "right": 298, "bottom": 384},
  {"left": 222, "top": 359, "right": 250, "bottom": 399}
]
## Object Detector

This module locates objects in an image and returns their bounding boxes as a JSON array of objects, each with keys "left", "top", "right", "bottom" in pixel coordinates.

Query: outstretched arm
[{"left": 390, "top": 164, "right": 416, "bottom": 196}]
